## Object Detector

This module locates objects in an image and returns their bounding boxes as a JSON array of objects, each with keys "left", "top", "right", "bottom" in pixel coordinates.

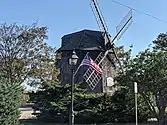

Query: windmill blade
[
  {"left": 105, "top": 9, "right": 133, "bottom": 49},
  {"left": 84, "top": 0, "right": 131, "bottom": 90},
  {"left": 90, "top": 2, "right": 103, "bottom": 32},
  {"left": 116, "top": 9, "right": 133, "bottom": 40},
  {"left": 94, "top": 0, "right": 108, "bottom": 31},
  {"left": 105, "top": 42, "right": 124, "bottom": 72},
  {"left": 116, "top": 9, "right": 132, "bottom": 33},
  {"left": 117, "top": 19, "right": 133, "bottom": 40},
  {"left": 83, "top": 52, "right": 105, "bottom": 90},
  {"left": 90, "top": 0, "right": 108, "bottom": 33},
  {"left": 107, "top": 10, "right": 132, "bottom": 71},
  {"left": 90, "top": 0, "right": 125, "bottom": 72},
  {"left": 111, "top": 47, "right": 124, "bottom": 72}
]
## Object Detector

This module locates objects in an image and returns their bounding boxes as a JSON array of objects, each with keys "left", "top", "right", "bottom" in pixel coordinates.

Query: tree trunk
[{"left": 141, "top": 92, "right": 157, "bottom": 118}]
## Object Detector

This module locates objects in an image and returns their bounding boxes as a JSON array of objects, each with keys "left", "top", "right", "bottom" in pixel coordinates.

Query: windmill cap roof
[{"left": 57, "top": 29, "right": 106, "bottom": 52}]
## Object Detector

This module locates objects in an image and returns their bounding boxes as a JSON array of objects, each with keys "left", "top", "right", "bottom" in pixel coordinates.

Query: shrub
[
  {"left": 0, "top": 82, "right": 22, "bottom": 125},
  {"left": 32, "top": 83, "right": 151, "bottom": 124}
]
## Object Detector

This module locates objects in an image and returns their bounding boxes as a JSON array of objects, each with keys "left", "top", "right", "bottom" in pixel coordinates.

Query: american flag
[{"left": 80, "top": 55, "right": 102, "bottom": 74}]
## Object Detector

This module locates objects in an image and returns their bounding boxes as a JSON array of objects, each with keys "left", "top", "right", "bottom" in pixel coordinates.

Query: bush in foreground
[
  {"left": 31, "top": 83, "right": 151, "bottom": 124},
  {"left": 0, "top": 82, "right": 22, "bottom": 125}
]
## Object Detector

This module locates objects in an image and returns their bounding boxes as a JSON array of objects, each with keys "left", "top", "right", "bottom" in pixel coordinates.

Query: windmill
[{"left": 83, "top": 0, "right": 133, "bottom": 90}]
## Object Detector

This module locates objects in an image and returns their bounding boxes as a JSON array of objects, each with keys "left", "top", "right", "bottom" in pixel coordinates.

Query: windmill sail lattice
[
  {"left": 116, "top": 9, "right": 133, "bottom": 40},
  {"left": 83, "top": 52, "right": 104, "bottom": 90},
  {"left": 83, "top": 0, "right": 133, "bottom": 90}
]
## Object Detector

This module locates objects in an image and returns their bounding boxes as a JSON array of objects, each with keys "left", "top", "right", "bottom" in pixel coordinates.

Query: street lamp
[{"left": 69, "top": 50, "right": 79, "bottom": 125}]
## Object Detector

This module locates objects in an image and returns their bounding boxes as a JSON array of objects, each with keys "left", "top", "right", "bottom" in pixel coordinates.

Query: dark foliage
[
  {"left": 31, "top": 83, "right": 150, "bottom": 124},
  {"left": 0, "top": 82, "right": 22, "bottom": 125}
]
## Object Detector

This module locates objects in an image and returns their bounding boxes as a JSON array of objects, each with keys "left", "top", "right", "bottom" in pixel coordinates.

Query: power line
[{"left": 111, "top": 0, "right": 167, "bottom": 24}]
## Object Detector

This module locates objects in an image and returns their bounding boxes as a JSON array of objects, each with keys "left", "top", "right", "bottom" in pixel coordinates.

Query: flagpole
[
  {"left": 74, "top": 52, "right": 89, "bottom": 76},
  {"left": 74, "top": 65, "right": 81, "bottom": 76}
]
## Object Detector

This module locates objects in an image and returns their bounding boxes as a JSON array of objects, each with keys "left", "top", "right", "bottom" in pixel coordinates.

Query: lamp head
[{"left": 69, "top": 50, "right": 78, "bottom": 66}]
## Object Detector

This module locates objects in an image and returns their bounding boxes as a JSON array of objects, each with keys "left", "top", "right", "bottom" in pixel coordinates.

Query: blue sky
[{"left": 0, "top": 0, "right": 167, "bottom": 55}]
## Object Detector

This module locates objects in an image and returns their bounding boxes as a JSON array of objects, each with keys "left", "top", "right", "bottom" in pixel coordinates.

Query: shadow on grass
[{"left": 20, "top": 119, "right": 158, "bottom": 125}]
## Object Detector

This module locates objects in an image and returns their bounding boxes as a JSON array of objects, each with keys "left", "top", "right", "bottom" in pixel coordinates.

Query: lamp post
[{"left": 69, "top": 50, "right": 78, "bottom": 125}]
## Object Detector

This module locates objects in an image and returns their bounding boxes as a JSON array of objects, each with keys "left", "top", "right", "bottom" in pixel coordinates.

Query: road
[{"left": 19, "top": 107, "right": 36, "bottom": 120}]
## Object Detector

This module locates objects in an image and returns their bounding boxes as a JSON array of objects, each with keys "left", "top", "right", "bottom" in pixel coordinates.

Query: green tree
[
  {"left": 153, "top": 33, "right": 167, "bottom": 51},
  {"left": 0, "top": 23, "right": 50, "bottom": 85},
  {"left": 118, "top": 33, "right": 167, "bottom": 124},
  {"left": 32, "top": 82, "right": 150, "bottom": 124},
  {"left": 0, "top": 23, "right": 56, "bottom": 124},
  {"left": 0, "top": 80, "right": 22, "bottom": 125},
  {"left": 26, "top": 45, "right": 59, "bottom": 88},
  {"left": 32, "top": 83, "right": 80, "bottom": 123}
]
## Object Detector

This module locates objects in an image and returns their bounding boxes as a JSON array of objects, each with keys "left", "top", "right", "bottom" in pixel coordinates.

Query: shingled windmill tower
[{"left": 56, "top": 0, "right": 132, "bottom": 93}]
